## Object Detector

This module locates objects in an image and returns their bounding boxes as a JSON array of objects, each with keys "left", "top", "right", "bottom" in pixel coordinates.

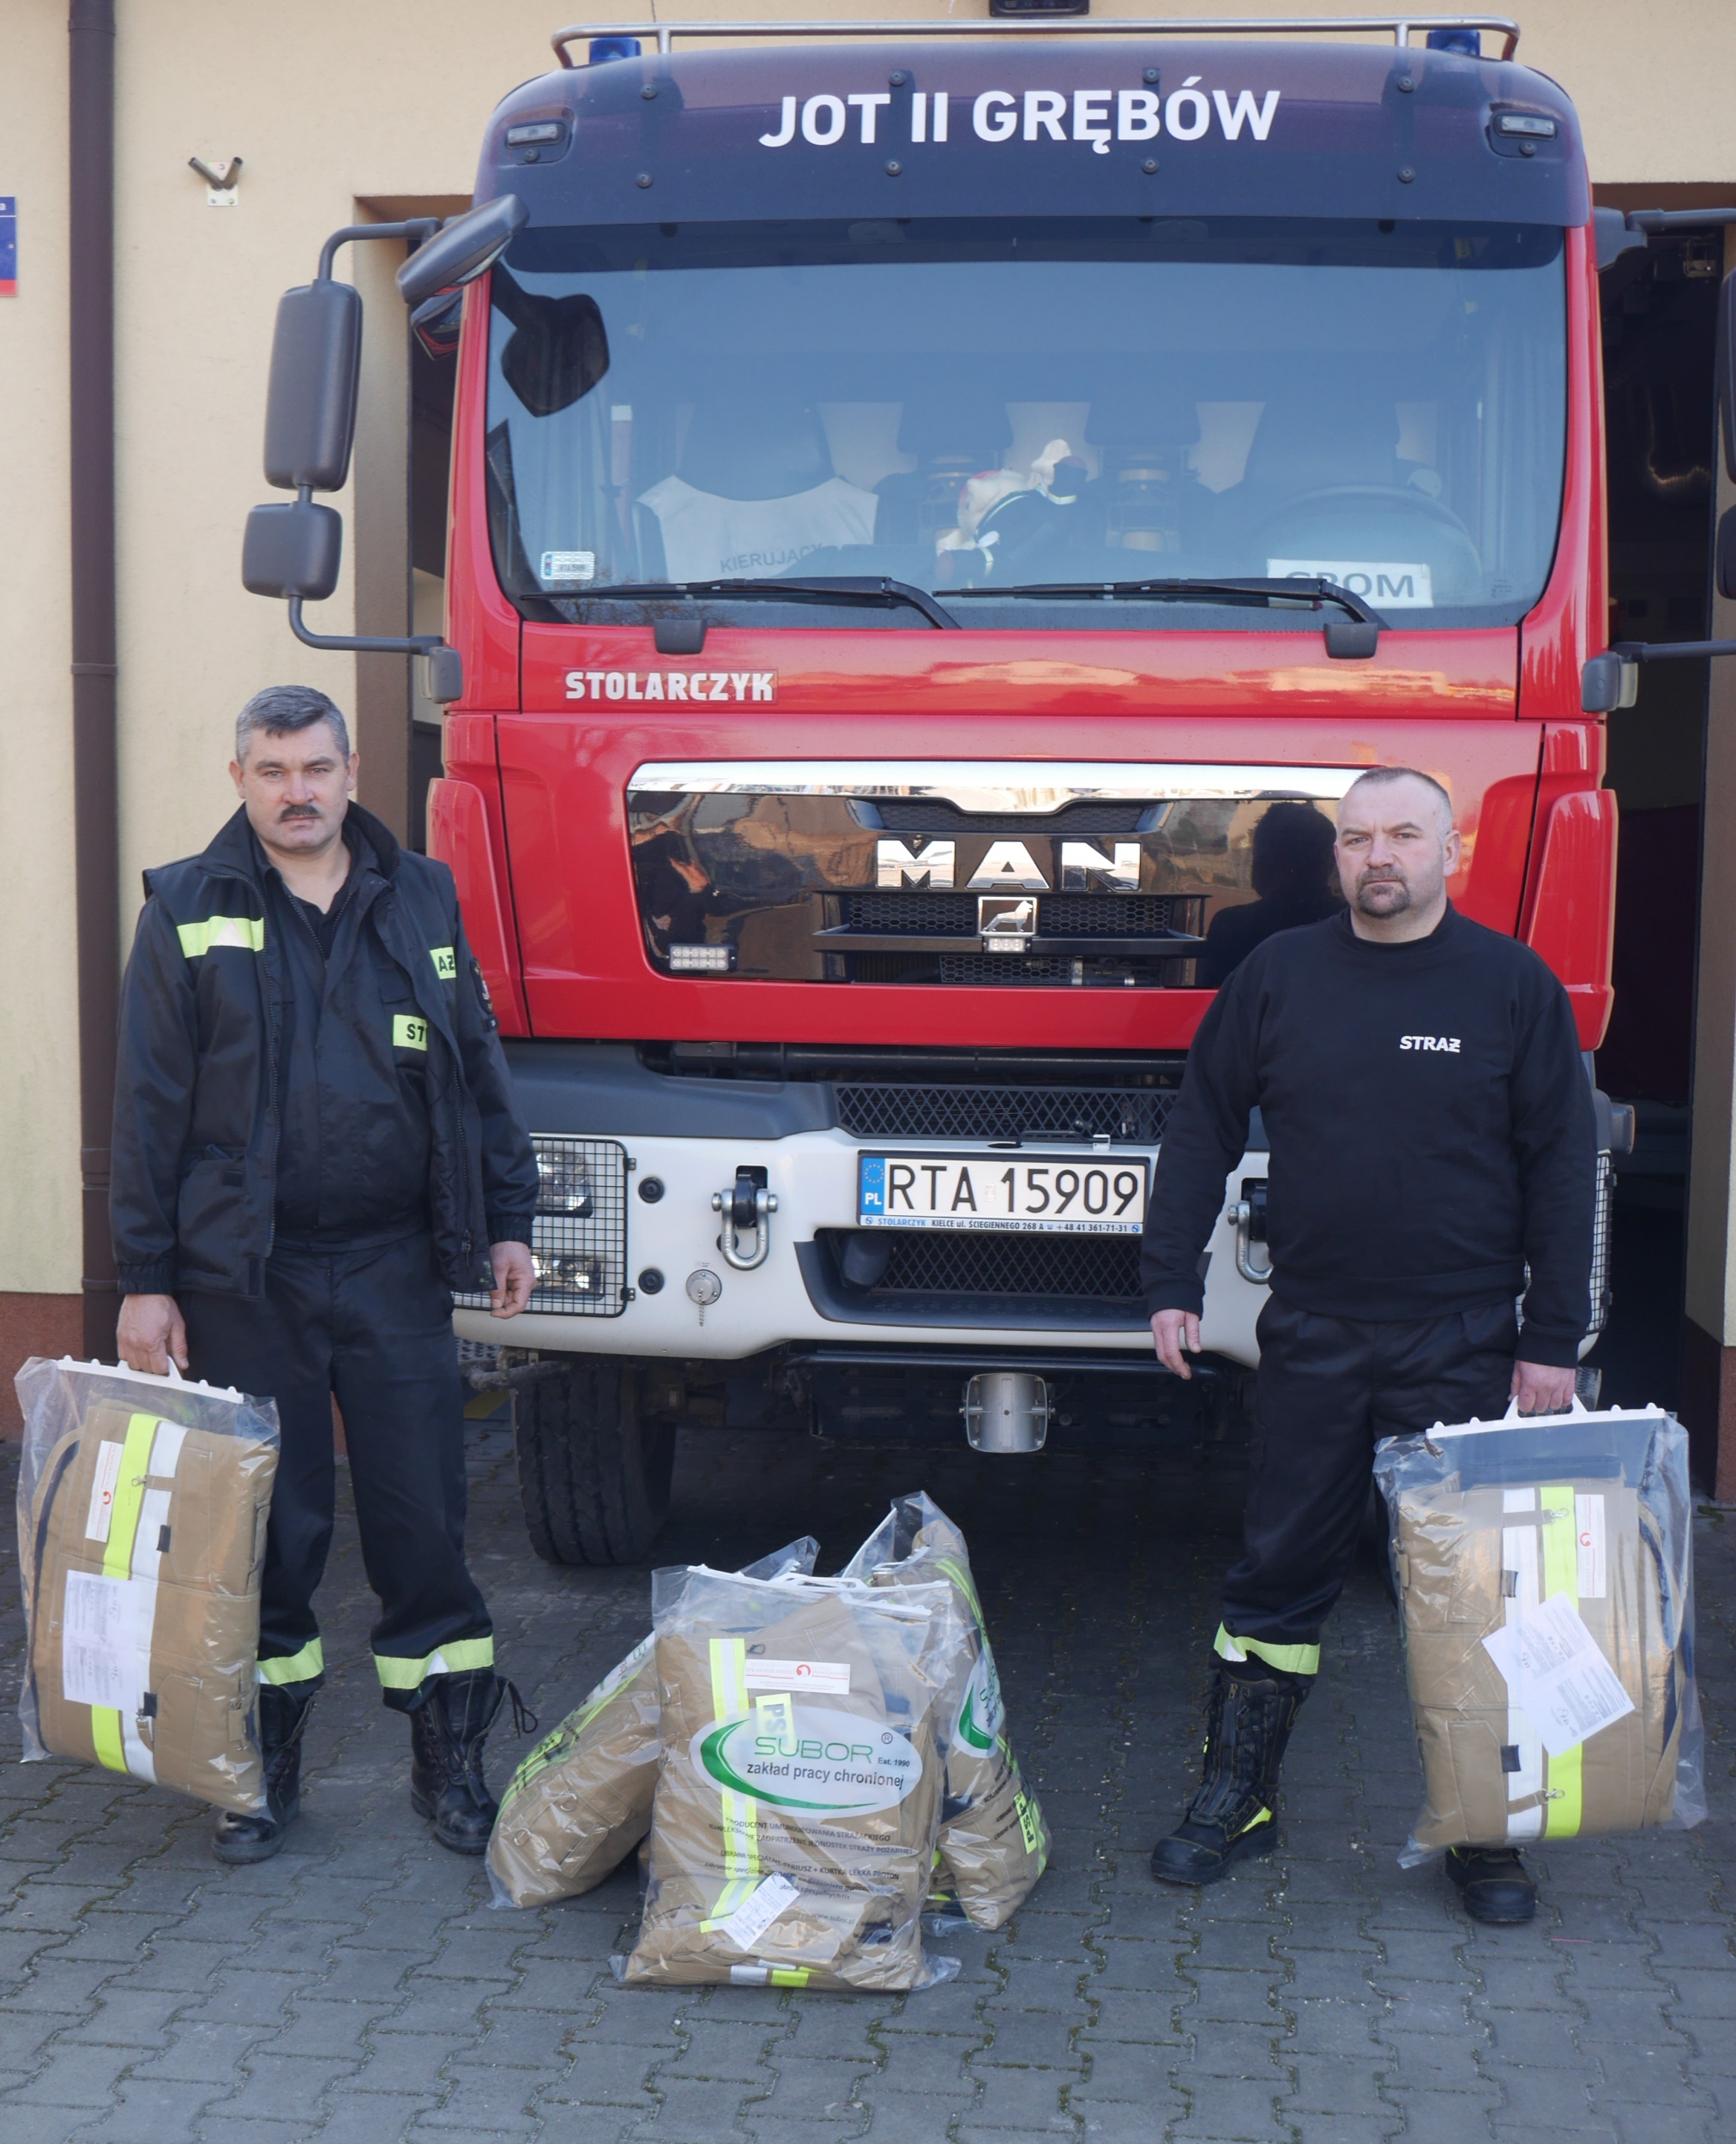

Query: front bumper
[{"left": 452, "top": 1122, "right": 1271, "bottom": 1368}]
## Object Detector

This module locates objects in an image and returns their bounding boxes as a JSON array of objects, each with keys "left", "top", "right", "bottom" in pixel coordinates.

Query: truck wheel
[{"left": 514, "top": 1358, "right": 675, "bottom": 1565}]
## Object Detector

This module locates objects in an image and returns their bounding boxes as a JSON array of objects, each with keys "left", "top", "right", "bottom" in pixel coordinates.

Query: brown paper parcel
[
  {"left": 843, "top": 1492, "right": 1049, "bottom": 1930},
  {"left": 24, "top": 1395, "right": 277, "bottom": 1813},
  {"left": 486, "top": 1534, "right": 818, "bottom": 1908},
  {"left": 623, "top": 1575, "right": 957, "bottom": 1991},
  {"left": 1395, "top": 1477, "right": 1682, "bottom": 1852}
]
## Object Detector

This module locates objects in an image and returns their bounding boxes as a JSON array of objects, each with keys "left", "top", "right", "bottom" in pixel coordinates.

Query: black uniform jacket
[{"left": 111, "top": 803, "right": 539, "bottom": 1300}]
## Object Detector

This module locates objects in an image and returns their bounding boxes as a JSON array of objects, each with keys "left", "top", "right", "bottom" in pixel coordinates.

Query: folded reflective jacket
[
  {"left": 15, "top": 1360, "right": 280, "bottom": 1816},
  {"left": 843, "top": 1491, "right": 1048, "bottom": 1930},
  {"left": 620, "top": 1567, "right": 963, "bottom": 1992},
  {"left": 1374, "top": 1402, "right": 1705, "bottom": 1864},
  {"left": 487, "top": 1537, "right": 817, "bottom": 1910}
]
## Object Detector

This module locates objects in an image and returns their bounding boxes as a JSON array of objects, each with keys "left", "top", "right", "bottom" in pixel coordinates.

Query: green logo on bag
[
  {"left": 691, "top": 1703, "right": 920, "bottom": 1814},
  {"left": 955, "top": 1646, "right": 1004, "bottom": 1754}
]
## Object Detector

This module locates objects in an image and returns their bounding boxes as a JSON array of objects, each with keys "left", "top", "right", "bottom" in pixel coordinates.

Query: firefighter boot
[
  {"left": 409, "top": 1669, "right": 509, "bottom": 1854},
  {"left": 1149, "top": 1659, "right": 1312, "bottom": 1885},
  {"left": 212, "top": 1684, "right": 318, "bottom": 1865},
  {"left": 1444, "top": 1845, "right": 1538, "bottom": 1924}
]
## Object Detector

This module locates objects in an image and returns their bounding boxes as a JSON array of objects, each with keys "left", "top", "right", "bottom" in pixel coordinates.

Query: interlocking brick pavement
[{"left": 0, "top": 1408, "right": 1729, "bottom": 2143}]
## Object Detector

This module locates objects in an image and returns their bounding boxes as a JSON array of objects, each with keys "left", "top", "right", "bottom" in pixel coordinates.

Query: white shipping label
[
  {"left": 1575, "top": 1494, "right": 1606, "bottom": 1599},
  {"left": 718, "top": 1872, "right": 799, "bottom": 1952},
  {"left": 1481, "top": 1593, "right": 1635, "bottom": 1757},
  {"left": 62, "top": 1571, "right": 147, "bottom": 1711},
  {"left": 744, "top": 1659, "right": 850, "bottom": 1695},
  {"left": 83, "top": 1441, "right": 124, "bottom": 1542},
  {"left": 1502, "top": 1487, "right": 1537, "bottom": 1513},
  {"left": 1267, "top": 557, "right": 1434, "bottom": 608}
]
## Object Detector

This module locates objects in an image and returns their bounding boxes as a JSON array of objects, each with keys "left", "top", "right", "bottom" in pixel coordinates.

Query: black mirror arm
[
  {"left": 286, "top": 596, "right": 441, "bottom": 659},
  {"left": 316, "top": 219, "right": 440, "bottom": 284},
  {"left": 1613, "top": 637, "right": 1736, "bottom": 662}
]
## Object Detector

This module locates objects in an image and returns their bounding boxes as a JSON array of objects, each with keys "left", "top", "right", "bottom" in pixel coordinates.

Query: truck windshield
[{"left": 485, "top": 216, "right": 1565, "bottom": 630}]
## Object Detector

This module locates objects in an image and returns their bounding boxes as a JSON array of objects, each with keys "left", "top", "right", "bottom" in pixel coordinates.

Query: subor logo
[
  {"left": 955, "top": 1647, "right": 1005, "bottom": 1755},
  {"left": 690, "top": 1703, "right": 921, "bottom": 1813}
]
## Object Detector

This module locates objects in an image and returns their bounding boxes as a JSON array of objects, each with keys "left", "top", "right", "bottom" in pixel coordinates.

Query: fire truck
[{"left": 242, "top": 11, "right": 1736, "bottom": 1564}]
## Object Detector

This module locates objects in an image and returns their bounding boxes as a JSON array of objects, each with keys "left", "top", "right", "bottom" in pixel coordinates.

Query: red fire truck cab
[{"left": 247, "top": 14, "right": 1660, "bottom": 1563}]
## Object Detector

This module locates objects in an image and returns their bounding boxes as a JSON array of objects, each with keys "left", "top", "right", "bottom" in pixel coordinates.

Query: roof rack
[{"left": 553, "top": 15, "right": 1520, "bottom": 67}]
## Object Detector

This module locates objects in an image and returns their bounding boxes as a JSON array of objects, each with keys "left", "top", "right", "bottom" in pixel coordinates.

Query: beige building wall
[{"left": 4, "top": 0, "right": 1736, "bottom": 1421}]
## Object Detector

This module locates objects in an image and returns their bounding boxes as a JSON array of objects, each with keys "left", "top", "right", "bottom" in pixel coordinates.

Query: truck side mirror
[
  {"left": 397, "top": 194, "right": 527, "bottom": 310},
  {"left": 263, "top": 281, "right": 363, "bottom": 492},
  {"left": 242, "top": 498, "right": 343, "bottom": 600}
]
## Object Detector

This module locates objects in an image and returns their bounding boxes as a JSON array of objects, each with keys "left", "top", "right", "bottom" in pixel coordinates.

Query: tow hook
[
  {"left": 712, "top": 1167, "right": 778, "bottom": 1271},
  {"left": 1229, "top": 1177, "right": 1273, "bottom": 1285}
]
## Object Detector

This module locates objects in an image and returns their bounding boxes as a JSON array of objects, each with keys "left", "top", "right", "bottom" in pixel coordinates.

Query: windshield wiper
[
  {"left": 582, "top": 575, "right": 960, "bottom": 631},
  {"left": 947, "top": 575, "right": 1384, "bottom": 655}
]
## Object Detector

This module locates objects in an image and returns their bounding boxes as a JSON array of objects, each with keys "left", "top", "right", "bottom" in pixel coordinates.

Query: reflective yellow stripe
[
  {"left": 392, "top": 1014, "right": 429, "bottom": 1051},
  {"left": 259, "top": 1637, "right": 324, "bottom": 1686},
  {"left": 769, "top": 1969, "right": 810, "bottom": 1987},
  {"left": 177, "top": 915, "right": 265, "bottom": 958},
  {"left": 1215, "top": 1624, "right": 1320, "bottom": 1677},
  {"left": 102, "top": 1415, "right": 159, "bottom": 1581},
  {"left": 936, "top": 1554, "right": 985, "bottom": 1627},
  {"left": 373, "top": 1635, "right": 493, "bottom": 1689},
  {"left": 89, "top": 1412, "right": 159, "bottom": 1771},
  {"left": 1539, "top": 1485, "right": 1583, "bottom": 1839},
  {"left": 431, "top": 945, "right": 456, "bottom": 980},
  {"left": 708, "top": 1637, "right": 757, "bottom": 1904},
  {"left": 1233, "top": 1804, "right": 1275, "bottom": 1838}
]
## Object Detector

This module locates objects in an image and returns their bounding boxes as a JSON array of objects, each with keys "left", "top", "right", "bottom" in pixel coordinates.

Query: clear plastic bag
[
  {"left": 842, "top": 1491, "right": 1049, "bottom": 1930},
  {"left": 486, "top": 1536, "right": 818, "bottom": 1909},
  {"left": 13, "top": 1356, "right": 280, "bottom": 1814},
  {"left": 617, "top": 1565, "right": 967, "bottom": 1992},
  {"left": 1372, "top": 1398, "right": 1704, "bottom": 1866}
]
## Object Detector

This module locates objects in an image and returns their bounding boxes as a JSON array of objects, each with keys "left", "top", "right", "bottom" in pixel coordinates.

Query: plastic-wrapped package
[
  {"left": 1373, "top": 1399, "right": 1704, "bottom": 1866},
  {"left": 842, "top": 1492, "right": 1048, "bottom": 1929},
  {"left": 13, "top": 1357, "right": 280, "bottom": 1815},
  {"left": 487, "top": 1536, "right": 819, "bottom": 1909},
  {"left": 618, "top": 1566, "right": 965, "bottom": 1991}
]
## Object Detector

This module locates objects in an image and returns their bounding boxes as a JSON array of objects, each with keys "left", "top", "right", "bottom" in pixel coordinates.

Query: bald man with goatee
[{"left": 1139, "top": 767, "right": 1596, "bottom": 1926}]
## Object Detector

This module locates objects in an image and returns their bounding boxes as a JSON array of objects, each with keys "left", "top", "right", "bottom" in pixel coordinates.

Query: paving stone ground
[{"left": 0, "top": 1406, "right": 1729, "bottom": 2144}]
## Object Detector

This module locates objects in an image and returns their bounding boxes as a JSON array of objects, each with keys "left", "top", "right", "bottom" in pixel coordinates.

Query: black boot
[
  {"left": 408, "top": 1670, "right": 521, "bottom": 1855},
  {"left": 1150, "top": 1660, "right": 1311, "bottom": 1886},
  {"left": 1444, "top": 1845, "right": 1538, "bottom": 1924},
  {"left": 213, "top": 1684, "right": 318, "bottom": 1865}
]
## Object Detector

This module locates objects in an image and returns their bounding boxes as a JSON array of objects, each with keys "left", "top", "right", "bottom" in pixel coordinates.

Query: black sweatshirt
[{"left": 1140, "top": 906, "right": 1597, "bottom": 1367}]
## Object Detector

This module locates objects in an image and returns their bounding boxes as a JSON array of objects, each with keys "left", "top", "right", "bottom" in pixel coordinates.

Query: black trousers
[
  {"left": 183, "top": 1232, "right": 492, "bottom": 1711},
  {"left": 1219, "top": 1294, "right": 1517, "bottom": 1671}
]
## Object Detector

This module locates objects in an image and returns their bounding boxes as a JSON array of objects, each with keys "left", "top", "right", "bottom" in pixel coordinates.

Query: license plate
[{"left": 858, "top": 1152, "right": 1149, "bottom": 1234}]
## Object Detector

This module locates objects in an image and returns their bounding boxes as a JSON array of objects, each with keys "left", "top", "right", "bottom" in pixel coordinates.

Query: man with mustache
[
  {"left": 111, "top": 686, "right": 539, "bottom": 1864},
  {"left": 1140, "top": 767, "right": 1595, "bottom": 1924}
]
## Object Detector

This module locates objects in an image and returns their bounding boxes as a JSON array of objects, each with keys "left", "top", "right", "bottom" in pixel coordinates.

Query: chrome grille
[
  {"left": 877, "top": 799, "right": 1148, "bottom": 835},
  {"left": 835, "top": 1083, "right": 1176, "bottom": 1141},
  {"left": 843, "top": 893, "right": 1184, "bottom": 936},
  {"left": 453, "top": 1135, "right": 628, "bottom": 1317}
]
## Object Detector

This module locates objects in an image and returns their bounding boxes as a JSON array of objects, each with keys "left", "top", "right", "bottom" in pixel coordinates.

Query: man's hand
[
  {"left": 1151, "top": 1309, "right": 1202, "bottom": 1380},
  {"left": 1511, "top": 1359, "right": 1576, "bottom": 1416},
  {"left": 117, "top": 1294, "right": 188, "bottom": 1376},
  {"left": 489, "top": 1240, "right": 536, "bottom": 1320}
]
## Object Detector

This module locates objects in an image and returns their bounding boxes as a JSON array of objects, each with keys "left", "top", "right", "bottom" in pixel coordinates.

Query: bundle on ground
[
  {"left": 487, "top": 1537, "right": 817, "bottom": 1908},
  {"left": 1373, "top": 1399, "right": 1704, "bottom": 1864},
  {"left": 14, "top": 1357, "right": 280, "bottom": 1814},
  {"left": 843, "top": 1491, "right": 1048, "bottom": 1929},
  {"left": 619, "top": 1565, "right": 965, "bottom": 1991}
]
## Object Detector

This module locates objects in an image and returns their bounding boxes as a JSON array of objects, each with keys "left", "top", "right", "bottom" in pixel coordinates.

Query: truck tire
[{"left": 514, "top": 1357, "right": 675, "bottom": 1566}]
